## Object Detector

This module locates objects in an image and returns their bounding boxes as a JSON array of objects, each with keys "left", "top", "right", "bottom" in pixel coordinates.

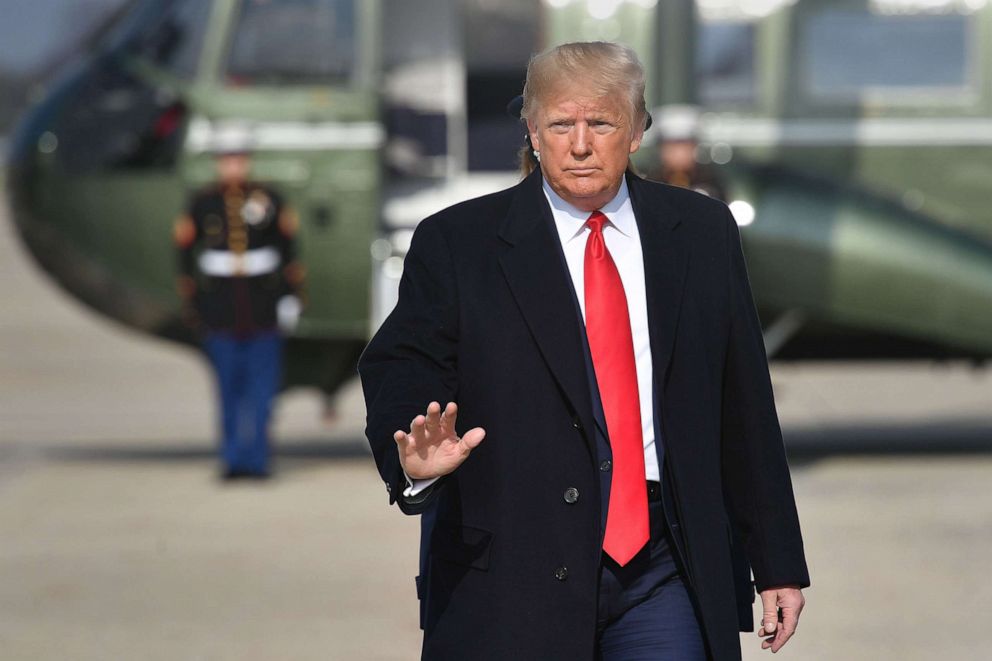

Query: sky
[{"left": 0, "top": 0, "right": 126, "bottom": 74}]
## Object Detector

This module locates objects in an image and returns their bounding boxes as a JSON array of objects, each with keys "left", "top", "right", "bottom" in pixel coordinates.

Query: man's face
[
  {"left": 527, "top": 85, "right": 643, "bottom": 212},
  {"left": 661, "top": 139, "right": 698, "bottom": 172},
  {"left": 216, "top": 153, "right": 250, "bottom": 184}
]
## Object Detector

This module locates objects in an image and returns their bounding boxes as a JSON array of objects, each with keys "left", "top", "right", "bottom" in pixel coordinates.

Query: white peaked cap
[
  {"left": 657, "top": 104, "right": 701, "bottom": 142},
  {"left": 209, "top": 122, "right": 256, "bottom": 155}
]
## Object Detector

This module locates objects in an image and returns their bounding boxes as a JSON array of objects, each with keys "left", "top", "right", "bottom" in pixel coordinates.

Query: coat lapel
[
  {"left": 627, "top": 173, "right": 691, "bottom": 390},
  {"left": 497, "top": 170, "right": 597, "bottom": 456}
]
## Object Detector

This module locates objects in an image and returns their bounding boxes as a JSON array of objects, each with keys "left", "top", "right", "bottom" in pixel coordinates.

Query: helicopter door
[{"left": 47, "top": 0, "right": 214, "bottom": 306}]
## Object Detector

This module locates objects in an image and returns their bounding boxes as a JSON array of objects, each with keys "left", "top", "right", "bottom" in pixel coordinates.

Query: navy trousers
[
  {"left": 205, "top": 331, "right": 283, "bottom": 474},
  {"left": 596, "top": 497, "right": 707, "bottom": 661}
]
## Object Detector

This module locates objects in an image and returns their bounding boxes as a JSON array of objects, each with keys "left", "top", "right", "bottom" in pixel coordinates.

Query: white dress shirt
[
  {"left": 542, "top": 178, "right": 660, "bottom": 482},
  {"left": 403, "top": 176, "right": 660, "bottom": 497}
]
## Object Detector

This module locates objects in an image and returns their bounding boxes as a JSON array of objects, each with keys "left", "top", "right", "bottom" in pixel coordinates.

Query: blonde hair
[{"left": 518, "top": 41, "right": 648, "bottom": 177}]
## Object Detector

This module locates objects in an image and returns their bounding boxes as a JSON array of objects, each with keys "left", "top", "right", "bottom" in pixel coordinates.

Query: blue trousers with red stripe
[{"left": 204, "top": 331, "right": 283, "bottom": 473}]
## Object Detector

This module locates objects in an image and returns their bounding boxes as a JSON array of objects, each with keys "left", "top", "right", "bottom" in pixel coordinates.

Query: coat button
[
  {"left": 563, "top": 487, "right": 579, "bottom": 504},
  {"left": 571, "top": 417, "right": 582, "bottom": 430},
  {"left": 554, "top": 566, "right": 568, "bottom": 581},
  {"left": 599, "top": 460, "right": 612, "bottom": 472}
]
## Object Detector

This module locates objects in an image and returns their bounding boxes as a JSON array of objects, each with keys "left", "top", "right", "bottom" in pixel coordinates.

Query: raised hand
[
  {"left": 394, "top": 401, "right": 486, "bottom": 480},
  {"left": 758, "top": 585, "right": 805, "bottom": 653}
]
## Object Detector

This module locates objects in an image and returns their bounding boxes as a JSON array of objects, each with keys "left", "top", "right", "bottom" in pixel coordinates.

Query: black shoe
[
  {"left": 220, "top": 467, "right": 250, "bottom": 481},
  {"left": 221, "top": 467, "right": 272, "bottom": 481}
]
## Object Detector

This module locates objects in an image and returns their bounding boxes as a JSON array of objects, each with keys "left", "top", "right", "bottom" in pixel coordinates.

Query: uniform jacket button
[
  {"left": 599, "top": 460, "right": 612, "bottom": 472},
  {"left": 563, "top": 487, "right": 579, "bottom": 504},
  {"left": 571, "top": 416, "right": 582, "bottom": 430},
  {"left": 554, "top": 566, "right": 568, "bottom": 581}
]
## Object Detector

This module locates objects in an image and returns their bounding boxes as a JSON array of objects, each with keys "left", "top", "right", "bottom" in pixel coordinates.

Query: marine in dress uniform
[
  {"left": 174, "top": 143, "right": 304, "bottom": 479},
  {"left": 649, "top": 106, "right": 727, "bottom": 201}
]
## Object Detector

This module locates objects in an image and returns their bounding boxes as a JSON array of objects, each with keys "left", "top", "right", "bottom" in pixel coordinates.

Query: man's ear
[
  {"left": 628, "top": 112, "right": 647, "bottom": 154},
  {"left": 629, "top": 137, "right": 643, "bottom": 155},
  {"left": 629, "top": 127, "right": 644, "bottom": 155},
  {"left": 526, "top": 118, "right": 541, "bottom": 153}
]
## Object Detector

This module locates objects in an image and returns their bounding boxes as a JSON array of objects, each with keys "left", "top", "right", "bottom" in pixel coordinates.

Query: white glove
[{"left": 277, "top": 295, "right": 302, "bottom": 333}]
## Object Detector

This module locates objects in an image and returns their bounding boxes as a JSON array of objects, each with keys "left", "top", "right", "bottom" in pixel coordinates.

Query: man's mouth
[{"left": 566, "top": 167, "right": 598, "bottom": 176}]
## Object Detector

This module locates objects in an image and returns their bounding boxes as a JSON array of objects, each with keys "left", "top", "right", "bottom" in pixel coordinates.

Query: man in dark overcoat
[{"left": 359, "top": 41, "right": 809, "bottom": 660}]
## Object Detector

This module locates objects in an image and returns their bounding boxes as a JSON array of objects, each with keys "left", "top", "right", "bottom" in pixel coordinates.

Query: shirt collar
[{"left": 542, "top": 175, "right": 634, "bottom": 243}]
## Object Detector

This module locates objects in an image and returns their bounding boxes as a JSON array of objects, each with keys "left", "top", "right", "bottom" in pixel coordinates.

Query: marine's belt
[{"left": 197, "top": 247, "right": 281, "bottom": 277}]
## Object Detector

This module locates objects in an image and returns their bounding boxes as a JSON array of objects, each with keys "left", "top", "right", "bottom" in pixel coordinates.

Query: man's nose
[{"left": 571, "top": 124, "right": 592, "bottom": 157}]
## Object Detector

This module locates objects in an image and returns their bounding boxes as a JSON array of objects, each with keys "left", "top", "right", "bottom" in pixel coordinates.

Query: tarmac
[{"left": 2, "top": 190, "right": 991, "bottom": 660}]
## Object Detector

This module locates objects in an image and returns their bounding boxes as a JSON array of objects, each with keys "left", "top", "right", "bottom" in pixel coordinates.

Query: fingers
[
  {"left": 409, "top": 413, "right": 427, "bottom": 442},
  {"left": 393, "top": 429, "right": 412, "bottom": 472},
  {"left": 394, "top": 427, "right": 416, "bottom": 453},
  {"left": 461, "top": 427, "right": 486, "bottom": 451},
  {"left": 774, "top": 590, "right": 804, "bottom": 652},
  {"left": 425, "top": 401, "right": 442, "bottom": 434},
  {"left": 396, "top": 401, "right": 480, "bottom": 455},
  {"left": 769, "top": 603, "right": 799, "bottom": 652},
  {"left": 759, "top": 615, "right": 779, "bottom": 651},
  {"left": 758, "top": 588, "right": 804, "bottom": 653},
  {"left": 759, "top": 590, "right": 778, "bottom": 636},
  {"left": 440, "top": 401, "right": 458, "bottom": 436},
  {"left": 414, "top": 401, "right": 460, "bottom": 441}
]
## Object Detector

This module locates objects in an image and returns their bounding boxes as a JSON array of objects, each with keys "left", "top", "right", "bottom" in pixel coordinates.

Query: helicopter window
[
  {"left": 381, "top": 0, "right": 456, "bottom": 176},
  {"left": 226, "top": 0, "right": 356, "bottom": 85},
  {"left": 51, "top": 62, "right": 187, "bottom": 173},
  {"left": 124, "top": 0, "right": 213, "bottom": 79},
  {"left": 463, "top": 0, "right": 539, "bottom": 171},
  {"left": 698, "top": 21, "right": 756, "bottom": 106},
  {"left": 802, "top": 9, "right": 971, "bottom": 101}
]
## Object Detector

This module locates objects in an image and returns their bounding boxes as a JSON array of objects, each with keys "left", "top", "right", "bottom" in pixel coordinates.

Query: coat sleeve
[
  {"left": 274, "top": 193, "right": 305, "bottom": 299},
  {"left": 357, "top": 216, "right": 459, "bottom": 515},
  {"left": 719, "top": 208, "right": 810, "bottom": 593},
  {"left": 173, "top": 194, "right": 200, "bottom": 279}
]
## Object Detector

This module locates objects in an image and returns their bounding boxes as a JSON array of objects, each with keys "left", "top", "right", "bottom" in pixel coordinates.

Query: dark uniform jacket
[
  {"left": 175, "top": 182, "right": 301, "bottom": 335},
  {"left": 358, "top": 169, "right": 809, "bottom": 660},
  {"left": 652, "top": 163, "right": 728, "bottom": 202}
]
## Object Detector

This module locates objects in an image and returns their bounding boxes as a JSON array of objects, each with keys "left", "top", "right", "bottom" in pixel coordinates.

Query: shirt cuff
[{"left": 403, "top": 471, "right": 441, "bottom": 498}]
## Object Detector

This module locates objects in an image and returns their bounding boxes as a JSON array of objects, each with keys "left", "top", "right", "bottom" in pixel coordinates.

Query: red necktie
[{"left": 584, "top": 210, "right": 649, "bottom": 566}]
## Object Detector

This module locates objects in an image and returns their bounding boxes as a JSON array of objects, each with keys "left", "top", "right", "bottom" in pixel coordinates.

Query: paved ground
[{"left": 2, "top": 191, "right": 991, "bottom": 660}]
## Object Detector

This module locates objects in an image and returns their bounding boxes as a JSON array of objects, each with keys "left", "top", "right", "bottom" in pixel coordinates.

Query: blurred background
[{"left": 2, "top": 0, "right": 991, "bottom": 659}]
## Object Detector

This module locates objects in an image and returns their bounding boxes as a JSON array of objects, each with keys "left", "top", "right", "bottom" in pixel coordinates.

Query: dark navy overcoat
[{"left": 359, "top": 169, "right": 809, "bottom": 660}]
